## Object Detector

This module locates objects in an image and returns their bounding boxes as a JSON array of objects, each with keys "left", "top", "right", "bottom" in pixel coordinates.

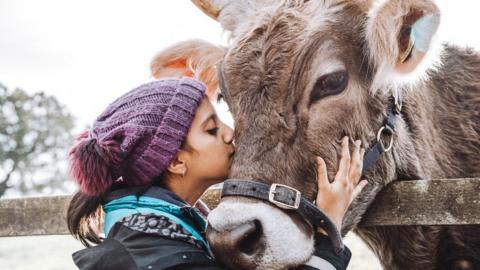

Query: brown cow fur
[{"left": 212, "top": 1, "right": 480, "bottom": 269}]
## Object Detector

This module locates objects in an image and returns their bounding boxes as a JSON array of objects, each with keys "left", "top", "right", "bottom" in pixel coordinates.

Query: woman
[{"left": 67, "top": 77, "right": 366, "bottom": 270}]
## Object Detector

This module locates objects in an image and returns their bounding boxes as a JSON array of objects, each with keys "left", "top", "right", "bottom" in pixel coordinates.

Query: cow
[{"left": 186, "top": 0, "right": 480, "bottom": 269}]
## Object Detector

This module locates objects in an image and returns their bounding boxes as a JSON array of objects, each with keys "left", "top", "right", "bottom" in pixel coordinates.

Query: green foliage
[{"left": 0, "top": 83, "right": 75, "bottom": 197}]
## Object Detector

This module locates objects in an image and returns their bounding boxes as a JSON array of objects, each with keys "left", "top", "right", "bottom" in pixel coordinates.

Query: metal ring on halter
[{"left": 376, "top": 126, "right": 394, "bottom": 152}]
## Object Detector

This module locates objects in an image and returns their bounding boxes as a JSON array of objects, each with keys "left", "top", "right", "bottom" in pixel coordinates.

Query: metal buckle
[
  {"left": 377, "top": 126, "right": 394, "bottom": 152},
  {"left": 268, "top": 183, "right": 301, "bottom": 210}
]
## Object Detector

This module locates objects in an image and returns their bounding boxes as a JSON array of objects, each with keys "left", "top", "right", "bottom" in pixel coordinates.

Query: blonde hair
[{"left": 151, "top": 39, "right": 225, "bottom": 99}]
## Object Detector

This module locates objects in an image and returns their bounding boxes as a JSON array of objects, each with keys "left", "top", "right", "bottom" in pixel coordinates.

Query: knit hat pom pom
[{"left": 68, "top": 131, "right": 122, "bottom": 196}]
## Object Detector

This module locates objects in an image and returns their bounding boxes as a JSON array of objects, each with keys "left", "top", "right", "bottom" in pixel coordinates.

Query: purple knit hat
[{"left": 69, "top": 77, "right": 206, "bottom": 196}]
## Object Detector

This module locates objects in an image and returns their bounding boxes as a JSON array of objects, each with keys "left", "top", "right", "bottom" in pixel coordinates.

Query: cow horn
[{"left": 191, "top": 0, "right": 220, "bottom": 20}]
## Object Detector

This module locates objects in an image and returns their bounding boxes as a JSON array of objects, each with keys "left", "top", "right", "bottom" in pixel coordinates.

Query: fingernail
[{"left": 355, "top": 140, "right": 361, "bottom": 147}]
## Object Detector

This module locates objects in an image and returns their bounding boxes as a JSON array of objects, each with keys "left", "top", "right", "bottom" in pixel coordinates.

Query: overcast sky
[{"left": 1, "top": 0, "right": 479, "bottom": 130}]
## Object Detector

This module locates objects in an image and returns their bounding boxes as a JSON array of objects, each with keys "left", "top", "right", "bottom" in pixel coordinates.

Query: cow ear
[
  {"left": 151, "top": 39, "right": 225, "bottom": 101},
  {"left": 366, "top": 0, "right": 441, "bottom": 93},
  {"left": 191, "top": 0, "right": 262, "bottom": 36}
]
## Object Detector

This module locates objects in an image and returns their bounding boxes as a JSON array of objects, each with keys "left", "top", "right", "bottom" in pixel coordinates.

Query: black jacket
[{"left": 72, "top": 186, "right": 351, "bottom": 270}]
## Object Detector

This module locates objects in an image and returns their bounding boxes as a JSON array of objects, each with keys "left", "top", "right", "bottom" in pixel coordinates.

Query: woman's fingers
[
  {"left": 350, "top": 180, "right": 368, "bottom": 203},
  {"left": 349, "top": 140, "right": 363, "bottom": 185},
  {"left": 335, "top": 136, "right": 351, "bottom": 182},
  {"left": 316, "top": 157, "right": 330, "bottom": 189}
]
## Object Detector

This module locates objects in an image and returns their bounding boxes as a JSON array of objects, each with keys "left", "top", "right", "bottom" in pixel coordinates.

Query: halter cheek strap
[{"left": 362, "top": 95, "right": 401, "bottom": 173}]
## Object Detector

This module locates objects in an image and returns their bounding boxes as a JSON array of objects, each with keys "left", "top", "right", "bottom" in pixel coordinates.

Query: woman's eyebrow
[{"left": 201, "top": 114, "right": 216, "bottom": 128}]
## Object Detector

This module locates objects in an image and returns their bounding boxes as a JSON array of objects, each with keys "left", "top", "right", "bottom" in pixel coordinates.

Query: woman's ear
[{"left": 167, "top": 153, "right": 188, "bottom": 177}]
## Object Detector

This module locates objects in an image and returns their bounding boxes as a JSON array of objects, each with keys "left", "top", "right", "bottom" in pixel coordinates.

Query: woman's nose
[{"left": 222, "top": 124, "right": 234, "bottom": 145}]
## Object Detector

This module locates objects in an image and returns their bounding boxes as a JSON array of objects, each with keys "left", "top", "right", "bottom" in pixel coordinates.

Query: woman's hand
[{"left": 315, "top": 136, "right": 368, "bottom": 233}]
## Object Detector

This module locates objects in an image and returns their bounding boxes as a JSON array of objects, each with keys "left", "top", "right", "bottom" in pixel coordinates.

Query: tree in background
[{"left": 0, "top": 83, "right": 75, "bottom": 198}]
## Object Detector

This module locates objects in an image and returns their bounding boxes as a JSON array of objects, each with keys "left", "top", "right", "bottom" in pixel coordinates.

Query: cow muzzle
[{"left": 207, "top": 197, "right": 315, "bottom": 270}]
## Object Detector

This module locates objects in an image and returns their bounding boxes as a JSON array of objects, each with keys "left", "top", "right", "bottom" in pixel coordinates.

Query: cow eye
[
  {"left": 217, "top": 63, "right": 229, "bottom": 103},
  {"left": 310, "top": 70, "right": 348, "bottom": 104},
  {"left": 217, "top": 92, "right": 224, "bottom": 102}
]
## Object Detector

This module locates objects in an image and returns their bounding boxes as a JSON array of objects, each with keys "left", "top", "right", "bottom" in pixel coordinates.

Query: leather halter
[
  {"left": 362, "top": 94, "right": 402, "bottom": 172},
  {"left": 220, "top": 94, "right": 402, "bottom": 254}
]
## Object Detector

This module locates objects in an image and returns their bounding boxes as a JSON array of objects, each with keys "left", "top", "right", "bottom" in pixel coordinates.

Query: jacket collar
[
  {"left": 102, "top": 185, "right": 210, "bottom": 253},
  {"left": 105, "top": 185, "right": 188, "bottom": 207}
]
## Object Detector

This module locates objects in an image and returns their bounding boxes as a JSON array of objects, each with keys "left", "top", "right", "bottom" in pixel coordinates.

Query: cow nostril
[
  {"left": 207, "top": 219, "right": 265, "bottom": 266},
  {"left": 237, "top": 220, "right": 263, "bottom": 256}
]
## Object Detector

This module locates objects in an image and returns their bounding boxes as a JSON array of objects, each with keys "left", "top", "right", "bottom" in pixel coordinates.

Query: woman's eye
[
  {"left": 309, "top": 70, "right": 348, "bottom": 105},
  {"left": 207, "top": 127, "right": 219, "bottom": 135}
]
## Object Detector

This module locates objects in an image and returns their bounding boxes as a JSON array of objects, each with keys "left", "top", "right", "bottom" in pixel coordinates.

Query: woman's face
[{"left": 184, "top": 97, "right": 235, "bottom": 186}]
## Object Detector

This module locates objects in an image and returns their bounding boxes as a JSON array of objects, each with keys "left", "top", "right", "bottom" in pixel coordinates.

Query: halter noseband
[{"left": 222, "top": 179, "right": 345, "bottom": 253}]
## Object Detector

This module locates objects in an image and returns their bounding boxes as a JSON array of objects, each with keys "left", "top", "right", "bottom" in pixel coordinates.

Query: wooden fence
[{"left": 1, "top": 178, "right": 479, "bottom": 237}]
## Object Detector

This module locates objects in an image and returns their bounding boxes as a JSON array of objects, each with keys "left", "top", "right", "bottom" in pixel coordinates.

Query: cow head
[{"left": 193, "top": 1, "right": 441, "bottom": 269}]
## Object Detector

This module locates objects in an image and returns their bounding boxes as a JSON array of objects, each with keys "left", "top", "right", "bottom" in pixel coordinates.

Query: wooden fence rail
[{"left": 1, "top": 178, "right": 479, "bottom": 237}]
